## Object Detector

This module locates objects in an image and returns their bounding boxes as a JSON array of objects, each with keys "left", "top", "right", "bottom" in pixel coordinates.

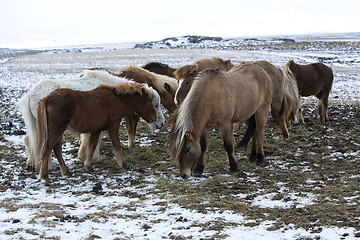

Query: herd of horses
[{"left": 17, "top": 57, "right": 334, "bottom": 182}]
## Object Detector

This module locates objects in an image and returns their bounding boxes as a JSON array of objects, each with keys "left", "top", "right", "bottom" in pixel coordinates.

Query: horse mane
[
  {"left": 120, "top": 65, "right": 178, "bottom": 93},
  {"left": 142, "top": 62, "right": 171, "bottom": 69},
  {"left": 81, "top": 69, "right": 129, "bottom": 85},
  {"left": 170, "top": 68, "right": 219, "bottom": 162},
  {"left": 98, "top": 82, "right": 149, "bottom": 96},
  {"left": 174, "top": 57, "right": 231, "bottom": 79}
]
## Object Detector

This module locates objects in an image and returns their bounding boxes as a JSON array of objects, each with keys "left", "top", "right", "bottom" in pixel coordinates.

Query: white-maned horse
[{"left": 17, "top": 70, "right": 163, "bottom": 170}]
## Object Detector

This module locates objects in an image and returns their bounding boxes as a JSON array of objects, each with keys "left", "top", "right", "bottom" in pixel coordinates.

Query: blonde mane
[
  {"left": 120, "top": 65, "right": 178, "bottom": 93},
  {"left": 81, "top": 69, "right": 128, "bottom": 85}
]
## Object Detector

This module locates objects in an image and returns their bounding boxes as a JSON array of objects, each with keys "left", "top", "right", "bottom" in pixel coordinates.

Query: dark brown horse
[
  {"left": 284, "top": 60, "right": 333, "bottom": 121},
  {"left": 142, "top": 62, "right": 176, "bottom": 78},
  {"left": 170, "top": 64, "right": 273, "bottom": 179},
  {"left": 37, "top": 82, "right": 165, "bottom": 183},
  {"left": 173, "top": 57, "right": 234, "bottom": 105}
]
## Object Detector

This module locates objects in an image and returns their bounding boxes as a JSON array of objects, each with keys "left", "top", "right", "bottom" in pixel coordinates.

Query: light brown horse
[
  {"left": 142, "top": 62, "right": 177, "bottom": 78},
  {"left": 284, "top": 60, "right": 333, "bottom": 121},
  {"left": 170, "top": 64, "right": 273, "bottom": 179},
  {"left": 118, "top": 66, "right": 178, "bottom": 148},
  {"left": 173, "top": 57, "right": 234, "bottom": 105},
  {"left": 37, "top": 82, "right": 165, "bottom": 183},
  {"left": 252, "top": 61, "right": 301, "bottom": 138}
]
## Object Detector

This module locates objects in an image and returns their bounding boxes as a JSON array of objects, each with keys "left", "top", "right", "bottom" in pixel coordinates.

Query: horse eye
[
  {"left": 185, "top": 82, "right": 190, "bottom": 85},
  {"left": 184, "top": 147, "right": 191, "bottom": 154}
]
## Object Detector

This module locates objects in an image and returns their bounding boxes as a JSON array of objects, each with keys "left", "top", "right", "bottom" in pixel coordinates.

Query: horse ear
[{"left": 164, "top": 82, "right": 172, "bottom": 93}]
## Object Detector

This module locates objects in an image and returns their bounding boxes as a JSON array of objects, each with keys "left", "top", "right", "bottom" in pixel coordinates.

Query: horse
[
  {"left": 169, "top": 63, "right": 273, "bottom": 179},
  {"left": 77, "top": 66, "right": 178, "bottom": 164},
  {"left": 284, "top": 60, "right": 334, "bottom": 121},
  {"left": 17, "top": 69, "right": 134, "bottom": 171},
  {"left": 173, "top": 57, "right": 234, "bottom": 105},
  {"left": 250, "top": 61, "right": 301, "bottom": 138},
  {"left": 142, "top": 62, "right": 177, "bottom": 78},
  {"left": 116, "top": 65, "right": 178, "bottom": 147},
  {"left": 37, "top": 82, "right": 165, "bottom": 183}
]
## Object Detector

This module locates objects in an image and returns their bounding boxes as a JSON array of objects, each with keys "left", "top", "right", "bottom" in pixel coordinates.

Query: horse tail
[
  {"left": 271, "top": 94, "right": 287, "bottom": 124},
  {"left": 236, "top": 115, "right": 256, "bottom": 149},
  {"left": 17, "top": 94, "right": 38, "bottom": 166},
  {"left": 36, "top": 98, "right": 48, "bottom": 160},
  {"left": 283, "top": 67, "right": 302, "bottom": 124}
]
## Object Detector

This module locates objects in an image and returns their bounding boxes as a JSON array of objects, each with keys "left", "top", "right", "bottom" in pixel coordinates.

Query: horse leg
[
  {"left": 39, "top": 134, "right": 62, "bottom": 183},
  {"left": 92, "top": 132, "right": 103, "bottom": 163},
  {"left": 279, "top": 118, "right": 289, "bottom": 139},
  {"left": 84, "top": 131, "right": 101, "bottom": 172},
  {"left": 78, "top": 133, "right": 89, "bottom": 162},
  {"left": 24, "top": 134, "right": 36, "bottom": 169},
  {"left": 79, "top": 133, "right": 102, "bottom": 163},
  {"left": 124, "top": 113, "right": 140, "bottom": 148},
  {"left": 220, "top": 124, "right": 238, "bottom": 172},
  {"left": 193, "top": 128, "right": 209, "bottom": 175},
  {"left": 253, "top": 112, "right": 267, "bottom": 166},
  {"left": 107, "top": 124, "right": 128, "bottom": 169},
  {"left": 53, "top": 140, "right": 70, "bottom": 176},
  {"left": 249, "top": 136, "right": 257, "bottom": 163}
]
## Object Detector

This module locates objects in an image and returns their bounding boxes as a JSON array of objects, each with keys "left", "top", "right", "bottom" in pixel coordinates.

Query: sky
[{"left": 0, "top": 0, "right": 359, "bottom": 49}]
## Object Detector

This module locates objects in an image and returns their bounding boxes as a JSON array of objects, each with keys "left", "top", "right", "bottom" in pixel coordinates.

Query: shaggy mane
[
  {"left": 121, "top": 65, "right": 178, "bottom": 93},
  {"left": 99, "top": 82, "right": 148, "bottom": 96},
  {"left": 81, "top": 69, "right": 129, "bottom": 85}
]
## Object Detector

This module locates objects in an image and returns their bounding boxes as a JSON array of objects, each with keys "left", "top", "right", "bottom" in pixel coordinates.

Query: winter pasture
[{"left": 0, "top": 36, "right": 359, "bottom": 239}]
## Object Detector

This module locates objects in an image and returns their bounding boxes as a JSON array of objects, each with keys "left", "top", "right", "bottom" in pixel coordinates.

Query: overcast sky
[{"left": 1, "top": 0, "right": 359, "bottom": 48}]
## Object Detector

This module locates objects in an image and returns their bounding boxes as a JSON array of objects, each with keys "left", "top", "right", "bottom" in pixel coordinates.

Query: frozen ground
[{"left": 0, "top": 37, "right": 359, "bottom": 239}]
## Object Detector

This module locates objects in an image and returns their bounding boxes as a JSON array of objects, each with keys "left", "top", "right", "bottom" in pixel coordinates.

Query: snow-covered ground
[{"left": 0, "top": 35, "right": 359, "bottom": 239}]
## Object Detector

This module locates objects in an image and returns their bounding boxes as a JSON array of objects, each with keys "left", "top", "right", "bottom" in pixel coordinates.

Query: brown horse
[
  {"left": 170, "top": 64, "right": 273, "bottom": 179},
  {"left": 79, "top": 66, "right": 178, "bottom": 150},
  {"left": 142, "top": 62, "right": 176, "bottom": 78},
  {"left": 284, "top": 60, "right": 333, "bottom": 121},
  {"left": 37, "top": 82, "right": 165, "bottom": 183},
  {"left": 173, "top": 57, "right": 234, "bottom": 105}
]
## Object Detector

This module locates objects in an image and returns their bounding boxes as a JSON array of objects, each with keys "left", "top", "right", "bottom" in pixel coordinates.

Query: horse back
[{"left": 289, "top": 61, "right": 333, "bottom": 97}]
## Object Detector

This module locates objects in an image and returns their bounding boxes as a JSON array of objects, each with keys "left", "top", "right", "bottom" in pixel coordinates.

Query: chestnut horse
[
  {"left": 142, "top": 62, "right": 176, "bottom": 78},
  {"left": 17, "top": 69, "right": 131, "bottom": 170},
  {"left": 77, "top": 66, "right": 178, "bottom": 165},
  {"left": 173, "top": 57, "right": 234, "bottom": 105},
  {"left": 37, "top": 82, "right": 165, "bottom": 183},
  {"left": 284, "top": 60, "right": 333, "bottom": 121},
  {"left": 170, "top": 64, "right": 273, "bottom": 179}
]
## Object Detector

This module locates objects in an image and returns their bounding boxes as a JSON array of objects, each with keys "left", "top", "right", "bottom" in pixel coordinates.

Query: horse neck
[{"left": 116, "top": 92, "right": 145, "bottom": 114}]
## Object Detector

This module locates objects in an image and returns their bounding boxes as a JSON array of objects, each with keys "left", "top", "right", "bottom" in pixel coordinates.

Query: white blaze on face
[
  {"left": 152, "top": 91, "right": 165, "bottom": 129},
  {"left": 174, "top": 79, "right": 183, "bottom": 106}
]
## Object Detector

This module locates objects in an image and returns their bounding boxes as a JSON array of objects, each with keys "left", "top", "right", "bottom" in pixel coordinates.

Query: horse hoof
[
  {"left": 27, "top": 165, "right": 36, "bottom": 171},
  {"left": 256, "top": 160, "right": 265, "bottom": 167},
  {"left": 122, "top": 162, "right": 129, "bottom": 169},
  {"left": 85, "top": 165, "right": 94, "bottom": 172},
  {"left": 249, "top": 156, "right": 256, "bottom": 163}
]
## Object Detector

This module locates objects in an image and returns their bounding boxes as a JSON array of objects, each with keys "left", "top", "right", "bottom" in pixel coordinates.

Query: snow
[{"left": 1, "top": 35, "right": 360, "bottom": 239}]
